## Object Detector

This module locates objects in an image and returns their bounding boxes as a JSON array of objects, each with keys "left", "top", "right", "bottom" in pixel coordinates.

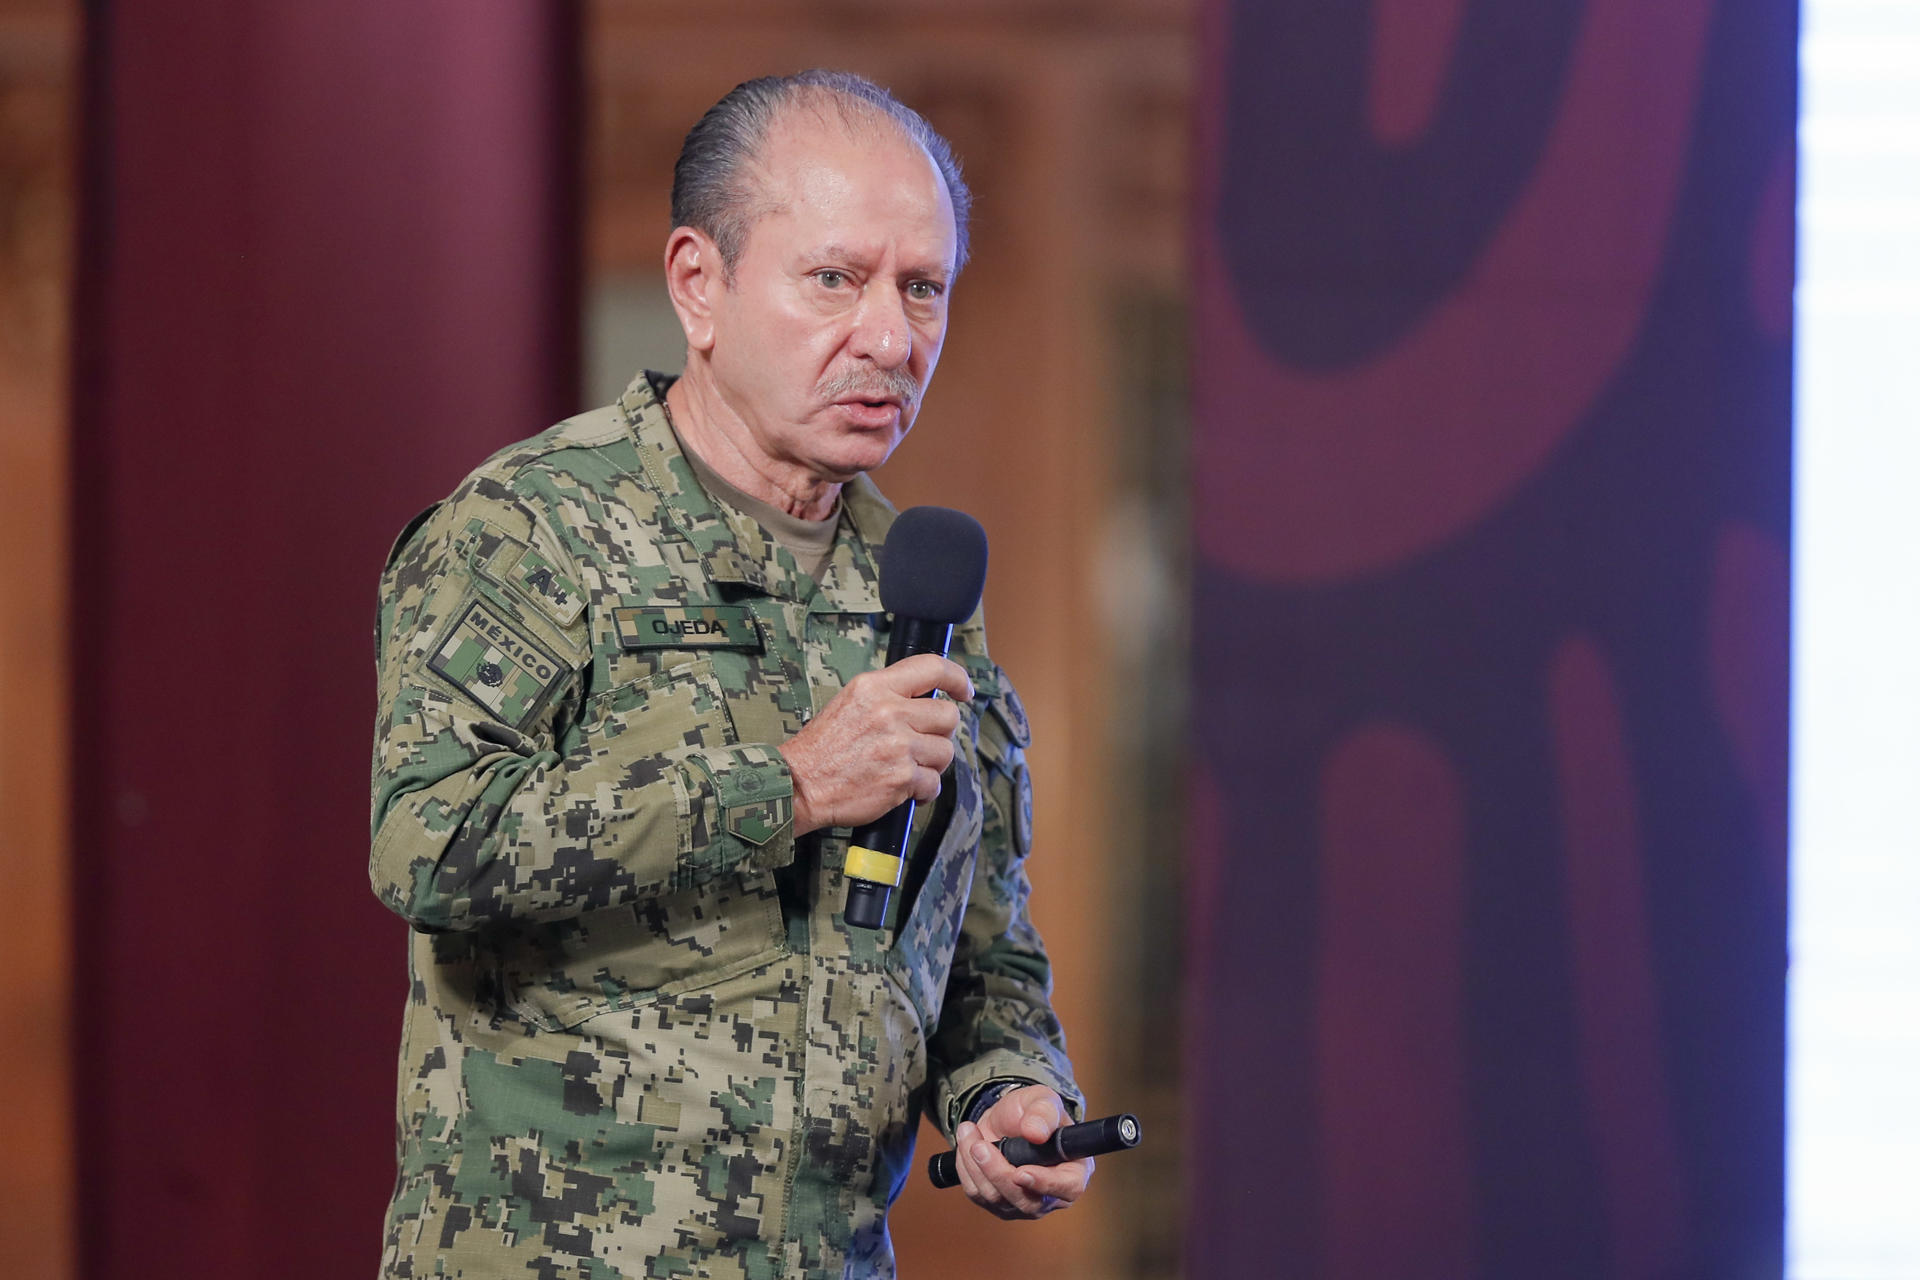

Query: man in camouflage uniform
[{"left": 369, "top": 71, "right": 1090, "bottom": 1277}]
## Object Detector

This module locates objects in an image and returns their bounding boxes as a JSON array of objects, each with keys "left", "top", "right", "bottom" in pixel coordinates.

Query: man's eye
[
  {"left": 815, "top": 270, "right": 849, "bottom": 289},
  {"left": 906, "top": 280, "right": 942, "bottom": 301}
]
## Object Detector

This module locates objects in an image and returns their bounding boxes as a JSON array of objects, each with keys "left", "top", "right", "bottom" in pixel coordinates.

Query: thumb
[{"left": 1022, "top": 1092, "right": 1064, "bottom": 1142}]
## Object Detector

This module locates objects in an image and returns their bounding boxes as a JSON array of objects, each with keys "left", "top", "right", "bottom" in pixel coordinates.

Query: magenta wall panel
[
  {"left": 69, "top": 4, "right": 578, "bottom": 1274},
  {"left": 1187, "top": 1, "right": 1793, "bottom": 1275}
]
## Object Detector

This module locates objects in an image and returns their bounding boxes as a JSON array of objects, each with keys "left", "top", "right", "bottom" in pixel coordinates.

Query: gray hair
[{"left": 671, "top": 70, "right": 972, "bottom": 278}]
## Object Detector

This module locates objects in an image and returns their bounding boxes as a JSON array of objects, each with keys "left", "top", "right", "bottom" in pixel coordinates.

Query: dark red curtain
[
  {"left": 69, "top": 3, "right": 578, "bottom": 1275},
  {"left": 1187, "top": 1, "right": 1793, "bottom": 1275}
]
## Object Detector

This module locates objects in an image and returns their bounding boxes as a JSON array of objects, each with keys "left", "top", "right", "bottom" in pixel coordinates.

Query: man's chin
[{"left": 816, "top": 424, "right": 909, "bottom": 479}]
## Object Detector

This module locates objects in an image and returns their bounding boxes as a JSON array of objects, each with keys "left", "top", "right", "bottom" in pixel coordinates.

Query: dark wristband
[{"left": 963, "top": 1079, "right": 1032, "bottom": 1126}]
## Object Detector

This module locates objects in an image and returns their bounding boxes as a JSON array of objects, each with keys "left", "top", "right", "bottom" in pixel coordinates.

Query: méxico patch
[
  {"left": 429, "top": 599, "right": 571, "bottom": 727},
  {"left": 614, "top": 605, "right": 761, "bottom": 651}
]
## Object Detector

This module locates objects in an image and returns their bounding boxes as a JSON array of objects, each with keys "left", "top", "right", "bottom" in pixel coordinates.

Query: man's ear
[{"left": 664, "top": 226, "right": 723, "bottom": 353}]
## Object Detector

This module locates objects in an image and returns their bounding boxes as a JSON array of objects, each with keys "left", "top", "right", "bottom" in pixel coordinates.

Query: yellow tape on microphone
[{"left": 844, "top": 844, "right": 905, "bottom": 887}]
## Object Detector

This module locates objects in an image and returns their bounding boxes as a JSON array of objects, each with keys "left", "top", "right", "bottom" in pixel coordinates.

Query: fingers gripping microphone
[
  {"left": 927, "top": 1113, "right": 1143, "bottom": 1189},
  {"left": 843, "top": 506, "right": 989, "bottom": 931}
]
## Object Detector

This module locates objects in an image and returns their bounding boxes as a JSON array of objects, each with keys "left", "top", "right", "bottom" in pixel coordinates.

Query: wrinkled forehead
[{"left": 746, "top": 104, "right": 956, "bottom": 258}]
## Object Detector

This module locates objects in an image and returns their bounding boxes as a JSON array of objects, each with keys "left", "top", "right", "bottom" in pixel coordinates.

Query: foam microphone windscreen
[{"left": 878, "top": 507, "right": 989, "bottom": 623}]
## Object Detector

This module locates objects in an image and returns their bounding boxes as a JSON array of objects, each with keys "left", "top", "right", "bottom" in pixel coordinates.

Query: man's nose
[{"left": 848, "top": 288, "right": 911, "bottom": 369}]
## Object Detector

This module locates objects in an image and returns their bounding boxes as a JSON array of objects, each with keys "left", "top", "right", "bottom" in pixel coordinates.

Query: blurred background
[{"left": 0, "top": 0, "right": 1912, "bottom": 1278}]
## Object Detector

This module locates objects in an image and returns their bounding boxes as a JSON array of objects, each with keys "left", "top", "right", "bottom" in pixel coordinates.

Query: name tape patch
[
  {"left": 614, "top": 606, "right": 761, "bottom": 651},
  {"left": 429, "top": 600, "right": 571, "bottom": 726}
]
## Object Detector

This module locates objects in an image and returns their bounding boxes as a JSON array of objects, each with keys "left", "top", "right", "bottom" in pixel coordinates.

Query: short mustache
[{"left": 818, "top": 367, "right": 920, "bottom": 407}]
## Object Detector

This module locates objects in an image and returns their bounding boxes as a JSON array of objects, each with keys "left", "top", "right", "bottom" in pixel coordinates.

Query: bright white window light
[{"left": 1790, "top": 2, "right": 1920, "bottom": 1277}]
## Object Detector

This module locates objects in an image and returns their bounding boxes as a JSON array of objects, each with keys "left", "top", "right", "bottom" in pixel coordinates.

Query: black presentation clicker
[{"left": 927, "top": 1113, "right": 1144, "bottom": 1189}]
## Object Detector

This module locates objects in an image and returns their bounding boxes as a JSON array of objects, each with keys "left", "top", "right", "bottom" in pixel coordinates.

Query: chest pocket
[
  {"left": 581, "top": 598, "right": 791, "bottom": 749},
  {"left": 503, "top": 599, "right": 796, "bottom": 1032},
  {"left": 582, "top": 654, "right": 737, "bottom": 759}
]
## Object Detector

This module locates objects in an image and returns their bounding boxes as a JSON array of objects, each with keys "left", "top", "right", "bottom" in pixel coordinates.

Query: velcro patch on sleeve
[
  {"left": 989, "top": 681, "right": 1031, "bottom": 748},
  {"left": 509, "top": 546, "right": 586, "bottom": 628},
  {"left": 428, "top": 598, "right": 572, "bottom": 727},
  {"left": 614, "top": 606, "right": 762, "bottom": 651},
  {"left": 471, "top": 526, "right": 586, "bottom": 629}
]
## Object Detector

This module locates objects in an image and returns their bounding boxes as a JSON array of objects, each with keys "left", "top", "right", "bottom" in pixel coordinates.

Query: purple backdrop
[
  {"left": 1186, "top": 1, "right": 1793, "bottom": 1276},
  {"left": 68, "top": 4, "right": 578, "bottom": 1275}
]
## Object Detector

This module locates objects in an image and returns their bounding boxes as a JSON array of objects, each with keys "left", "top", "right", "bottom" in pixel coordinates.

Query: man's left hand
[{"left": 949, "top": 1085, "right": 1092, "bottom": 1219}]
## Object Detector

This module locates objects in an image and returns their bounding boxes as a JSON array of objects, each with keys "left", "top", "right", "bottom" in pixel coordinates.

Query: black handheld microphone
[
  {"left": 927, "top": 1113, "right": 1143, "bottom": 1189},
  {"left": 843, "top": 506, "right": 989, "bottom": 931}
]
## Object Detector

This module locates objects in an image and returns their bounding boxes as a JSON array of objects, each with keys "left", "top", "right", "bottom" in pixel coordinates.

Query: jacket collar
[{"left": 618, "top": 370, "right": 893, "bottom": 614}]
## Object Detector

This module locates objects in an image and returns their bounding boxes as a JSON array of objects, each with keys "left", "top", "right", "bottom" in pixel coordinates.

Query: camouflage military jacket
[{"left": 370, "top": 372, "right": 1080, "bottom": 1279}]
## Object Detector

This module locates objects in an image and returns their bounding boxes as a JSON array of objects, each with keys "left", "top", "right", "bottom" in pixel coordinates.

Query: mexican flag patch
[{"left": 428, "top": 599, "right": 571, "bottom": 727}]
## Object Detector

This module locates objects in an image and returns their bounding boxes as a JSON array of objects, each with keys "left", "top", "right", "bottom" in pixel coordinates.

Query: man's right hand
[{"left": 780, "top": 654, "right": 974, "bottom": 836}]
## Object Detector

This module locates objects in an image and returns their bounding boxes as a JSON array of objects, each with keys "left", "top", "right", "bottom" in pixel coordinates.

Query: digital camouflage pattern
[{"left": 370, "top": 371, "right": 1080, "bottom": 1278}]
